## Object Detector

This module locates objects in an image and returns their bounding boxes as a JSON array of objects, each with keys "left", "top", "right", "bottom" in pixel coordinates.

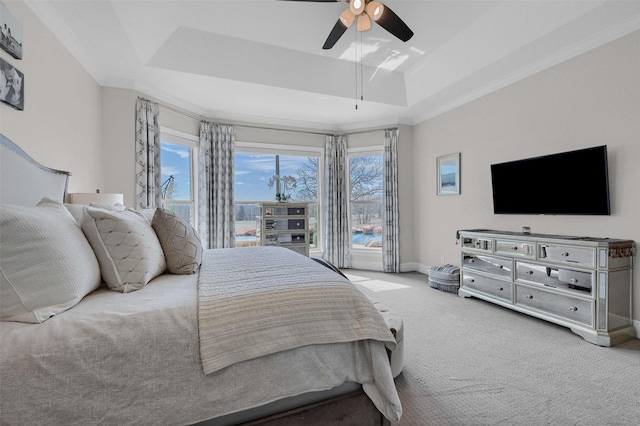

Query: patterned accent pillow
[
  {"left": 81, "top": 208, "right": 166, "bottom": 292},
  {"left": 0, "top": 201, "right": 101, "bottom": 323},
  {"left": 152, "top": 208, "right": 203, "bottom": 275}
]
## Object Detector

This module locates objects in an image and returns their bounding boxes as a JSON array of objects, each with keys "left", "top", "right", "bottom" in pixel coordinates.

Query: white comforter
[{"left": 0, "top": 251, "right": 402, "bottom": 425}]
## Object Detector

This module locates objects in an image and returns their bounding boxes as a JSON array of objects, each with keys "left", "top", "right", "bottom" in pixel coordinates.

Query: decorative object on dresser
[
  {"left": 257, "top": 202, "right": 310, "bottom": 256},
  {"left": 458, "top": 229, "right": 635, "bottom": 346}
]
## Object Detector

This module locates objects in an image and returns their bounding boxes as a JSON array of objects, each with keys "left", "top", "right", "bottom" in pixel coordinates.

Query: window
[
  {"left": 234, "top": 143, "right": 322, "bottom": 250},
  {"left": 349, "top": 150, "right": 384, "bottom": 249},
  {"left": 160, "top": 128, "right": 198, "bottom": 225}
]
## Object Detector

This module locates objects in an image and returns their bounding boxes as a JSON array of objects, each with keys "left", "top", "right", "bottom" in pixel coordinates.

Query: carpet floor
[{"left": 345, "top": 270, "right": 640, "bottom": 426}]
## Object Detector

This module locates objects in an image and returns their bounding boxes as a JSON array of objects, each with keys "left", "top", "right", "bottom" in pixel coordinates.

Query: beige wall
[
  {"left": 0, "top": 1, "right": 102, "bottom": 195},
  {"left": 412, "top": 30, "right": 640, "bottom": 320}
]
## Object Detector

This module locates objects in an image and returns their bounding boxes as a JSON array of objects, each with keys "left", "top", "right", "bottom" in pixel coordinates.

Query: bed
[{"left": 0, "top": 134, "right": 402, "bottom": 425}]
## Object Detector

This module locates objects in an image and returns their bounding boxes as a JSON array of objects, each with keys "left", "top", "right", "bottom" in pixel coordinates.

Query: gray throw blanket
[{"left": 197, "top": 246, "right": 396, "bottom": 375}]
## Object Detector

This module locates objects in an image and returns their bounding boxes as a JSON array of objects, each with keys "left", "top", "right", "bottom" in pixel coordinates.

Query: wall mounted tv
[{"left": 491, "top": 145, "right": 610, "bottom": 215}]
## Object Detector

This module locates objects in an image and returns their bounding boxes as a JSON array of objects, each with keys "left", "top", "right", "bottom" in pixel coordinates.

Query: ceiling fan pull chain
[
  {"left": 355, "top": 26, "right": 358, "bottom": 110},
  {"left": 360, "top": 29, "right": 364, "bottom": 102}
]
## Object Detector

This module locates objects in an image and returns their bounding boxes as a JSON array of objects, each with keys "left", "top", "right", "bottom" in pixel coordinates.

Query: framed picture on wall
[
  {"left": 0, "top": 57, "right": 24, "bottom": 110},
  {"left": 0, "top": 2, "right": 23, "bottom": 60},
  {"left": 437, "top": 153, "right": 460, "bottom": 195}
]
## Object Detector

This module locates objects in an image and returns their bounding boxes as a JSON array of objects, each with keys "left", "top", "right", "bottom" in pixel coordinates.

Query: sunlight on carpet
[{"left": 346, "top": 274, "right": 411, "bottom": 292}]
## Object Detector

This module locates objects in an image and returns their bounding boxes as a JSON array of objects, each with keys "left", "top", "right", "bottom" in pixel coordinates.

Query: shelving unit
[
  {"left": 458, "top": 229, "right": 635, "bottom": 346},
  {"left": 257, "top": 203, "right": 309, "bottom": 256}
]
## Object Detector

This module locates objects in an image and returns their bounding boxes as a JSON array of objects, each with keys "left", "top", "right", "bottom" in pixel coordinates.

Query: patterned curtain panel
[
  {"left": 198, "top": 121, "right": 236, "bottom": 249},
  {"left": 135, "top": 98, "right": 161, "bottom": 209},
  {"left": 324, "top": 135, "right": 351, "bottom": 268},
  {"left": 383, "top": 128, "right": 400, "bottom": 273}
]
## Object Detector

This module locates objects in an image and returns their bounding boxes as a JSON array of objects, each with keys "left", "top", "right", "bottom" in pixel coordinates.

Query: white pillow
[
  {"left": 81, "top": 208, "right": 166, "bottom": 292},
  {"left": 0, "top": 202, "right": 101, "bottom": 323},
  {"left": 64, "top": 202, "right": 125, "bottom": 227}
]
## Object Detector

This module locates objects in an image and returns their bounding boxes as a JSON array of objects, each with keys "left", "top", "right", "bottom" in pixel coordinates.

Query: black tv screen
[{"left": 491, "top": 145, "right": 610, "bottom": 215}]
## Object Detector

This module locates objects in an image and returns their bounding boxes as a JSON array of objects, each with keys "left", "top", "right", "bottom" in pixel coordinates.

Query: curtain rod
[{"left": 138, "top": 96, "right": 396, "bottom": 137}]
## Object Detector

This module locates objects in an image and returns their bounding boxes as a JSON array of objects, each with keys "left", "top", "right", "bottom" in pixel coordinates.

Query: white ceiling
[{"left": 27, "top": 0, "right": 640, "bottom": 131}]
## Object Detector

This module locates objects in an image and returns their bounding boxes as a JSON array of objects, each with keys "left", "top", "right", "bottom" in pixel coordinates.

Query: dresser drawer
[
  {"left": 291, "top": 233, "right": 306, "bottom": 244},
  {"left": 495, "top": 239, "right": 535, "bottom": 258},
  {"left": 288, "top": 219, "right": 306, "bottom": 230},
  {"left": 516, "top": 262, "right": 594, "bottom": 295},
  {"left": 539, "top": 244, "right": 595, "bottom": 267},
  {"left": 462, "top": 272, "right": 512, "bottom": 302},
  {"left": 288, "top": 207, "right": 306, "bottom": 216},
  {"left": 461, "top": 236, "right": 493, "bottom": 251},
  {"left": 515, "top": 284, "right": 594, "bottom": 327},
  {"left": 463, "top": 254, "right": 512, "bottom": 279}
]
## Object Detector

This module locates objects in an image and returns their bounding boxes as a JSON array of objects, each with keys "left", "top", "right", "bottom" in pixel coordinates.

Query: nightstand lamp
[{"left": 68, "top": 191, "right": 124, "bottom": 206}]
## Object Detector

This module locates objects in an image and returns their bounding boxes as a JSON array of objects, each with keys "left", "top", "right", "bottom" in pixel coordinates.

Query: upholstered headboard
[{"left": 0, "top": 134, "right": 71, "bottom": 206}]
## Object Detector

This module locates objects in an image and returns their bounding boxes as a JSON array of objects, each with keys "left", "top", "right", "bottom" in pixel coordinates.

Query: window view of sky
[
  {"left": 235, "top": 153, "right": 316, "bottom": 202},
  {"left": 160, "top": 142, "right": 191, "bottom": 200},
  {"left": 160, "top": 145, "right": 318, "bottom": 203}
]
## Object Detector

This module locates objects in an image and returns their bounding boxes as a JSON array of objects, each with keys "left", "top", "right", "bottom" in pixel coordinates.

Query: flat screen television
[{"left": 491, "top": 145, "right": 610, "bottom": 215}]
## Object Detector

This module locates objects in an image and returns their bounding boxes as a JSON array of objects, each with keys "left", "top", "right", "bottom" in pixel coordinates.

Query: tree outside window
[
  {"left": 350, "top": 154, "right": 384, "bottom": 249},
  {"left": 234, "top": 151, "right": 320, "bottom": 249}
]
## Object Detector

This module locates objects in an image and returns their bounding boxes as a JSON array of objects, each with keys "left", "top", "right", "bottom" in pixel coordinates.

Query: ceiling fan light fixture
[
  {"left": 349, "top": 0, "right": 365, "bottom": 17},
  {"left": 339, "top": 9, "right": 355, "bottom": 28},
  {"left": 357, "top": 13, "right": 371, "bottom": 32},
  {"left": 366, "top": 1, "right": 384, "bottom": 21}
]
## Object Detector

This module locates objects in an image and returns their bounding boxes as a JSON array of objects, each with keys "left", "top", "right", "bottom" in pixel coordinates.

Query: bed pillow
[
  {"left": 152, "top": 208, "right": 203, "bottom": 275},
  {"left": 0, "top": 202, "right": 101, "bottom": 323},
  {"left": 81, "top": 208, "right": 166, "bottom": 292}
]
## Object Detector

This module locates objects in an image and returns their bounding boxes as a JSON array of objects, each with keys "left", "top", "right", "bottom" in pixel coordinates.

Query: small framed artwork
[
  {"left": 437, "top": 153, "right": 460, "bottom": 195},
  {"left": 0, "top": 2, "right": 23, "bottom": 60},
  {"left": 0, "top": 57, "right": 24, "bottom": 110}
]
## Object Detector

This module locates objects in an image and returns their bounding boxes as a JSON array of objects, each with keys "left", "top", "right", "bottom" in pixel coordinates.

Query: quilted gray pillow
[
  {"left": 152, "top": 208, "right": 202, "bottom": 275},
  {"left": 81, "top": 208, "right": 166, "bottom": 292}
]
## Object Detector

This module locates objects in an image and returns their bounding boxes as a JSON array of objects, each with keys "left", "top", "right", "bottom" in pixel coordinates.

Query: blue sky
[
  {"left": 160, "top": 142, "right": 191, "bottom": 200},
  {"left": 234, "top": 153, "right": 314, "bottom": 201},
  {"left": 160, "top": 144, "right": 316, "bottom": 202}
]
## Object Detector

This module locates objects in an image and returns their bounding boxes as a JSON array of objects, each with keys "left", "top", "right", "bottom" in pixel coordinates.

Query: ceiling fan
[{"left": 282, "top": 0, "right": 414, "bottom": 49}]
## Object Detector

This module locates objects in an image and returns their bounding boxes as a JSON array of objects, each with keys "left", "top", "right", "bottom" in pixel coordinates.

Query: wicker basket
[{"left": 427, "top": 264, "right": 460, "bottom": 294}]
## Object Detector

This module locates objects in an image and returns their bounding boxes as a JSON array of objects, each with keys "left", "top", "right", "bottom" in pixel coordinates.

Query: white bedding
[{"left": 0, "top": 269, "right": 401, "bottom": 425}]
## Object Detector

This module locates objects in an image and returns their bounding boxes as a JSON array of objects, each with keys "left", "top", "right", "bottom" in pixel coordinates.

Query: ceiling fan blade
[
  {"left": 369, "top": 2, "right": 413, "bottom": 42},
  {"left": 323, "top": 18, "right": 349, "bottom": 49},
  {"left": 322, "top": 9, "right": 354, "bottom": 49}
]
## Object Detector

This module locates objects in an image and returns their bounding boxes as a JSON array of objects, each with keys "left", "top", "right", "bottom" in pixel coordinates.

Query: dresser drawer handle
[
  {"left": 469, "top": 259, "right": 475, "bottom": 263},
  {"left": 561, "top": 252, "right": 570, "bottom": 257},
  {"left": 469, "top": 279, "right": 475, "bottom": 283},
  {"left": 569, "top": 307, "right": 578, "bottom": 312},
  {"left": 526, "top": 270, "right": 534, "bottom": 275},
  {"left": 525, "top": 295, "right": 533, "bottom": 300},
  {"left": 569, "top": 278, "right": 578, "bottom": 284},
  {"left": 511, "top": 246, "right": 519, "bottom": 251},
  {"left": 497, "top": 287, "right": 504, "bottom": 292}
]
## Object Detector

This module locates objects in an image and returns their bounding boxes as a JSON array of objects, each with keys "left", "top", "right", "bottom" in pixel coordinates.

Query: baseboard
[
  {"left": 400, "top": 262, "right": 431, "bottom": 274},
  {"left": 633, "top": 318, "right": 640, "bottom": 339},
  {"left": 350, "top": 259, "right": 384, "bottom": 272}
]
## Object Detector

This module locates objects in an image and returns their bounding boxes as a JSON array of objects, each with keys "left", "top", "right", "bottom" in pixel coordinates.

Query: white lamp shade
[{"left": 68, "top": 193, "right": 124, "bottom": 206}]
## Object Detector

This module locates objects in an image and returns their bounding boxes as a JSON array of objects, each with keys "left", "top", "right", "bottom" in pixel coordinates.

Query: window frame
[
  {"left": 347, "top": 146, "right": 384, "bottom": 252},
  {"left": 159, "top": 127, "right": 198, "bottom": 227},
  {"left": 235, "top": 141, "right": 324, "bottom": 253}
]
